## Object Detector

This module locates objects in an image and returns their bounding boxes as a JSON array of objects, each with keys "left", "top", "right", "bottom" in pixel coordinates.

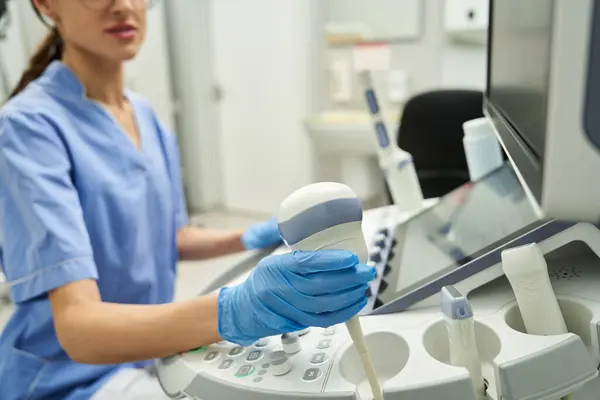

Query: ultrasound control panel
[
  {"left": 157, "top": 324, "right": 355, "bottom": 400},
  {"left": 362, "top": 226, "right": 399, "bottom": 314}
]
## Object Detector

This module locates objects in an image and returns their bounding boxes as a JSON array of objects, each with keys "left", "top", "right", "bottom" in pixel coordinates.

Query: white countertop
[{"left": 304, "top": 110, "right": 401, "bottom": 156}]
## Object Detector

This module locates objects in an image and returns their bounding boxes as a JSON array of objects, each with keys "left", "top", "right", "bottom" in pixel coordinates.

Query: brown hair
[{"left": 8, "top": 2, "right": 63, "bottom": 99}]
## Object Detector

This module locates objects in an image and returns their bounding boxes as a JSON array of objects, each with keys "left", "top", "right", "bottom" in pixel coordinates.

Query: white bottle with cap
[{"left": 463, "top": 117, "right": 504, "bottom": 182}]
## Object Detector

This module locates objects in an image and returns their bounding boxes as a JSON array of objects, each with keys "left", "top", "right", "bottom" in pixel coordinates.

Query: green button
[
  {"left": 189, "top": 346, "right": 206, "bottom": 353},
  {"left": 235, "top": 365, "right": 256, "bottom": 378}
]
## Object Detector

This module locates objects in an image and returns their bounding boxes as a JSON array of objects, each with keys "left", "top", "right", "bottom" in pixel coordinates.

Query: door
[{"left": 210, "top": 0, "right": 320, "bottom": 214}]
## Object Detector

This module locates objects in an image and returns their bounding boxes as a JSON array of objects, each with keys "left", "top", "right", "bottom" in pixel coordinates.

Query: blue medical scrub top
[{"left": 0, "top": 61, "right": 188, "bottom": 400}]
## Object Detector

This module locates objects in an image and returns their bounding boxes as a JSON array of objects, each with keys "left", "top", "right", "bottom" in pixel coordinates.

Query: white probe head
[
  {"left": 501, "top": 243, "right": 548, "bottom": 276},
  {"left": 441, "top": 286, "right": 474, "bottom": 320},
  {"left": 277, "top": 182, "right": 368, "bottom": 263}
]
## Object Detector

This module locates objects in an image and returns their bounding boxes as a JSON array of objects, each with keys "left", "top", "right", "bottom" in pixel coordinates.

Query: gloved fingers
[
  {"left": 285, "top": 263, "right": 375, "bottom": 296},
  {"left": 256, "top": 288, "right": 324, "bottom": 329},
  {"left": 307, "top": 298, "right": 369, "bottom": 328},
  {"left": 276, "top": 250, "right": 359, "bottom": 274},
  {"left": 241, "top": 216, "right": 283, "bottom": 250},
  {"left": 281, "top": 283, "right": 370, "bottom": 314},
  {"left": 251, "top": 296, "right": 306, "bottom": 335},
  {"left": 217, "top": 286, "right": 305, "bottom": 345},
  {"left": 258, "top": 287, "right": 368, "bottom": 328}
]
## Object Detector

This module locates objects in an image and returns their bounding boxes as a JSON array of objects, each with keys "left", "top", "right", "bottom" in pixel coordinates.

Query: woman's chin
[
  {"left": 106, "top": 43, "right": 142, "bottom": 63},
  {"left": 118, "top": 47, "right": 141, "bottom": 62}
]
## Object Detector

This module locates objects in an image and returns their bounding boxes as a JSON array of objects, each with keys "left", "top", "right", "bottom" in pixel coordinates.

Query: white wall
[
  {"left": 321, "top": 0, "right": 487, "bottom": 109},
  {"left": 441, "top": 42, "right": 487, "bottom": 90},
  {"left": 125, "top": 2, "right": 176, "bottom": 132},
  {"left": 323, "top": 0, "right": 446, "bottom": 110},
  {"left": 164, "top": 0, "right": 223, "bottom": 213},
  {"left": 13, "top": 0, "right": 46, "bottom": 54},
  {"left": 210, "top": 0, "right": 321, "bottom": 215},
  {"left": 0, "top": 2, "right": 32, "bottom": 100}
]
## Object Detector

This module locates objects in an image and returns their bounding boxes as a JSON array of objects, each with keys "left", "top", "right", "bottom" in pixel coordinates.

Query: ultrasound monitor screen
[
  {"left": 487, "top": 0, "right": 554, "bottom": 158},
  {"left": 374, "top": 163, "right": 541, "bottom": 308}
]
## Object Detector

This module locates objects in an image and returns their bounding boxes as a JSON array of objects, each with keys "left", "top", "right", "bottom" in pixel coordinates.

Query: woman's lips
[{"left": 106, "top": 25, "right": 137, "bottom": 40}]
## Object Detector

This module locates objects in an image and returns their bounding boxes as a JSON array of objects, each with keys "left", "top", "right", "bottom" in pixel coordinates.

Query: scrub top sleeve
[
  {"left": 153, "top": 116, "right": 189, "bottom": 230},
  {"left": 0, "top": 112, "right": 98, "bottom": 303},
  {"left": 171, "top": 138, "right": 189, "bottom": 230}
]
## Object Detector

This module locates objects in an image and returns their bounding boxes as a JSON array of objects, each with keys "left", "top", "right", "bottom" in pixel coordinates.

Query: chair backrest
[{"left": 397, "top": 89, "right": 484, "bottom": 198}]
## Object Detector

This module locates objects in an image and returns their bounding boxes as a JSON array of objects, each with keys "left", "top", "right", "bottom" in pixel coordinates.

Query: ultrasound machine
[{"left": 156, "top": 1, "right": 600, "bottom": 399}]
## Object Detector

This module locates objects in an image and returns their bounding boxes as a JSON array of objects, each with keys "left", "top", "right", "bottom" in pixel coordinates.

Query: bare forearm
[
  {"left": 177, "top": 226, "right": 245, "bottom": 260},
  {"left": 55, "top": 293, "right": 221, "bottom": 364}
]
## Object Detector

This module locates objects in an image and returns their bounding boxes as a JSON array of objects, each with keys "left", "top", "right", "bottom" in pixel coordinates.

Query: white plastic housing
[
  {"left": 277, "top": 182, "right": 369, "bottom": 262},
  {"left": 380, "top": 148, "right": 424, "bottom": 213},
  {"left": 501, "top": 243, "right": 568, "bottom": 335}
]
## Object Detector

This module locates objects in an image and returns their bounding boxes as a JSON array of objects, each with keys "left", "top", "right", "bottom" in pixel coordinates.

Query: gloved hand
[
  {"left": 241, "top": 216, "right": 283, "bottom": 250},
  {"left": 217, "top": 250, "right": 375, "bottom": 345}
]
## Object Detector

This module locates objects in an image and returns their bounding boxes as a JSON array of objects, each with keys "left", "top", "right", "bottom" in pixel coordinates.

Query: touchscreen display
[{"left": 375, "top": 163, "right": 540, "bottom": 307}]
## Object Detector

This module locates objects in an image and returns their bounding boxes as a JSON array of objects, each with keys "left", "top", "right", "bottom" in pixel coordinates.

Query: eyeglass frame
[{"left": 31, "top": 0, "right": 157, "bottom": 28}]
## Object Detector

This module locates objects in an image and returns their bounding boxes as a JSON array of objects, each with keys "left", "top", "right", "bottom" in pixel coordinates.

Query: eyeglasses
[{"left": 80, "top": 0, "right": 157, "bottom": 11}]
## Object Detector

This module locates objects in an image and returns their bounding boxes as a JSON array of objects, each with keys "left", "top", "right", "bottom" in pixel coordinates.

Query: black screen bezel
[
  {"left": 484, "top": 0, "right": 555, "bottom": 204},
  {"left": 371, "top": 163, "right": 545, "bottom": 311}
]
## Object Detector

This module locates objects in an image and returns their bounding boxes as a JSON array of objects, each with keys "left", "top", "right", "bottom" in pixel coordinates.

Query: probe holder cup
[
  {"left": 338, "top": 332, "right": 409, "bottom": 399},
  {"left": 496, "top": 299, "right": 598, "bottom": 400},
  {"left": 423, "top": 319, "right": 501, "bottom": 396}
]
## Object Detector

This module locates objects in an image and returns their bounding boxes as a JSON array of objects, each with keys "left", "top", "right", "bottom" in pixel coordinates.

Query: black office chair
[{"left": 392, "top": 89, "right": 484, "bottom": 200}]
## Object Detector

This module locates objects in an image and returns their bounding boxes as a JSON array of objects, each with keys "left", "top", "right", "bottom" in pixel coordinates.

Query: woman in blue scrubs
[{"left": 0, "top": 1, "right": 374, "bottom": 399}]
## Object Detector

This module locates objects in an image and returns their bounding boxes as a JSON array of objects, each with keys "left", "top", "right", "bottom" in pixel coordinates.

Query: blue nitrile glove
[
  {"left": 217, "top": 250, "right": 375, "bottom": 345},
  {"left": 241, "top": 216, "right": 283, "bottom": 250}
]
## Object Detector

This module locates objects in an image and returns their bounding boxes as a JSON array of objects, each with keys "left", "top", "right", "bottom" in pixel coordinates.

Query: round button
[
  {"left": 269, "top": 350, "right": 292, "bottom": 376},
  {"left": 235, "top": 365, "right": 255, "bottom": 378},
  {"left": 323, "top": 326, "right": 336, "bottom": 336},
  {"left": 310, "top": 352, "right": 328, "bottom": 365},
  {"left": 254, "top": 338, "right": 269, "bottom": 348},
  {"left": 218, "top": 359, "right": 234, "bottom": 370},
  {"left": 317, "top": 339, "right": 332, "bottom": 349},
  {"left": 253, "top": 377, "right": 263, "bottom": 383},
  {"left": 302, "top": 368, "right": 322, "bottom": 382},
  {"left": 258, "top": 369, "right": 267, "bottom": 376},
  {"left": 281, "top": 333, "right": 301, "bottom": 354},
  {"left": 203, "top": 351, "right": 220, "bottom": 362},
  {"left": 246, "top": 350, "right": 263, "bottom": 362},
  {"left": 229, "top": 346, "right": 245, "bottom": 357}
]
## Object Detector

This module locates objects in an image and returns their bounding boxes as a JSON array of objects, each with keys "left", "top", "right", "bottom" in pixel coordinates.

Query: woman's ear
[{"left": 31, "top": 0, "right": 58, "bottom": 22}]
